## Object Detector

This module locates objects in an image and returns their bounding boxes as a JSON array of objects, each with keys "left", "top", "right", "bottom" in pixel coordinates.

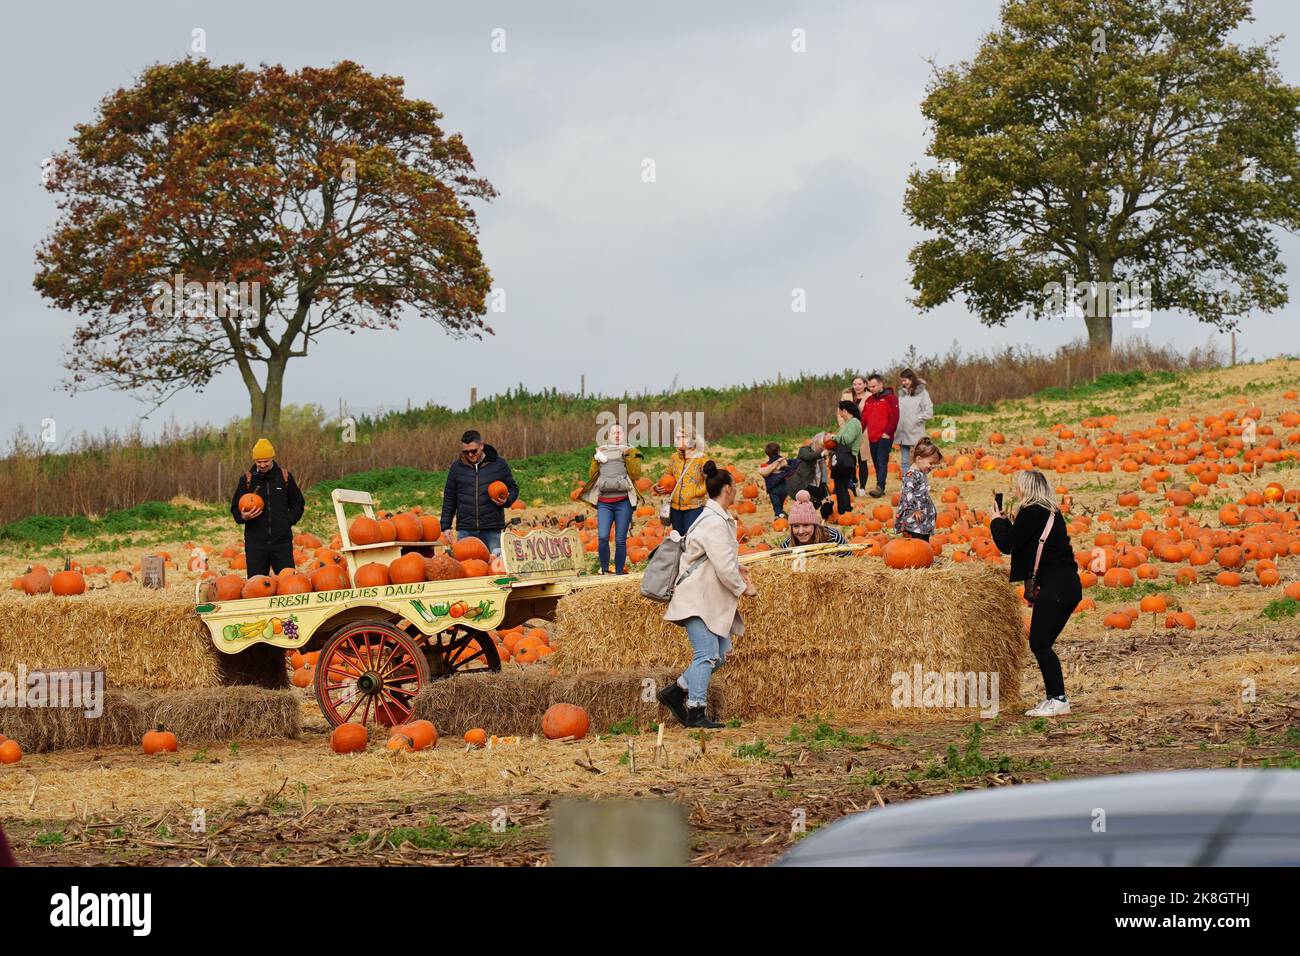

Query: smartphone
[{"left": 994, "top": 493, "right": 1004, "bottom": 511}]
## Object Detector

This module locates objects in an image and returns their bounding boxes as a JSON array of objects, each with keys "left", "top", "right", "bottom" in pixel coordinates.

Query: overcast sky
[{"left": 4, "top": 0, "right": 1299, "bottom": 445}]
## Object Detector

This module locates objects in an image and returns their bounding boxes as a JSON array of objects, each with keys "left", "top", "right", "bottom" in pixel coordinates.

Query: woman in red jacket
[{"left": 859, "top": 373, "right": 899, "bottom": 498}]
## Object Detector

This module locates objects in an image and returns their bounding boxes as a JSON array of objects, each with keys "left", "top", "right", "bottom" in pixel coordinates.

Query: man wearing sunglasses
[{"left": 439, "top": 429, "right": 519, "bottom": 555}]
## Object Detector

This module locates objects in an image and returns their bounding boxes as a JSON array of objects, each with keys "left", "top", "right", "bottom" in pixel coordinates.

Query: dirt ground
[{"left": 2, "top": 359, "right": 1299, "bottom": 865}]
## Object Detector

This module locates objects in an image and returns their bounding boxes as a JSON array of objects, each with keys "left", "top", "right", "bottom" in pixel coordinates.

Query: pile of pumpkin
[
  {"left": 327, "top": 702, "right": 589, "bottom": 754},
  {"left": 10, "top": 564, "right": 94, "bottom": 596}
]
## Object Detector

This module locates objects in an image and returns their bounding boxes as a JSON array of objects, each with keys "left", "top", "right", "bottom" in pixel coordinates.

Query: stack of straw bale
[{"left": 552, "top": 559, "right": 1026, "bottom": 719}]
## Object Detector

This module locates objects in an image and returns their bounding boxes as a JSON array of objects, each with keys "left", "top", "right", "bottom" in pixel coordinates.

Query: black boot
[
  {"left": 685, "top": 705, "right": 724, "bottom": 729},
  {"left": 656, "top": 681, "right": 689, "bottom": 726}
]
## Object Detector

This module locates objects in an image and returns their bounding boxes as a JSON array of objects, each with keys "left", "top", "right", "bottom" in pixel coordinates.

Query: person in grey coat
[{"left": 895, "top": 369, "right": 934, "bottom": 474}]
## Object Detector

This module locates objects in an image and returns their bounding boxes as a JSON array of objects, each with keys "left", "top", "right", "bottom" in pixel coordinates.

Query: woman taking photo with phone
[{"left": 990, "top": 470, "right": 1082, "bottom": 718}]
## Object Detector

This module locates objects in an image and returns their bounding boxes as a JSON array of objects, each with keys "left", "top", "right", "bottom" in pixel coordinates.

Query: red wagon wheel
[
  {"left": 427, "top": 626, "right": 502, "bottom": 679},
  {"left": 315, "top": 621, "right": 430, "bottom": 728}
]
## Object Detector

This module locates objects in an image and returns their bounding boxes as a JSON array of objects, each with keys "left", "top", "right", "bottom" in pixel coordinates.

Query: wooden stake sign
[{"left": 140, "top": 555, "right": 166, "bottom": 590}]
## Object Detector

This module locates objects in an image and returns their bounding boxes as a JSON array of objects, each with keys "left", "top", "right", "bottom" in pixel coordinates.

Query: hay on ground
[
  {"left": 0, "top": 687, "right": 300, "bottom": 752},
  {"left": 410, "top": 667, "right": 725, "bottom": 738},
  {"left": 0, "top": 590, "right": 288, "bottom": 690},
  {"left": 553, "top": 559, "right": 1026, "bottom": 719}
]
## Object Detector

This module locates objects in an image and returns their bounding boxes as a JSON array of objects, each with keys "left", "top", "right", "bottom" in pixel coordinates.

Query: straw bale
[
  {"left": 411, "top": 667, "right": 724, "bottom": 738},
  {"left": 0, "top": 590, "right": 288, "bottom": 690},
  {"left": 0, "top": 690, "right": 149, "bottom": 753},
  {"left": 141, "top": 687, "right": 301, "bottom": 743},
  {"left": 0, "top": 687, "right": 300, "bottom": 752},
  {"left": 553, "top": 558, "right": 1026, "bottom": 719},
  {"left": 0, "top": 590, "right": 221, "bottom": 690}
]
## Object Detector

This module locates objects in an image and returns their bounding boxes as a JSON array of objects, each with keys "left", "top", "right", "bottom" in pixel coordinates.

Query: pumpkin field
[{"left": 2, "top": 358, "right": 1299, "bottom": 866}]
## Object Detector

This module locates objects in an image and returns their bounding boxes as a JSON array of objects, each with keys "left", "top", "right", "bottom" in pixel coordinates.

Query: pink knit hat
[{"left": 786, "top": 490, "right": 821, "bottom": 528}]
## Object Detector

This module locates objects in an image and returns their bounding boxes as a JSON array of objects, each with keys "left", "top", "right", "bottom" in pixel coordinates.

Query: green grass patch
[
  {"left": 912, "top": 723, "right": 1050, "bottom": 781},
  {"left": 0, "top": 501, "right": 217, "bottom": 550},
  {"left": 733, "top": 741, "right": 774, "bottom": 760},
  {"left": 357, "top": 819, "right": 502, "bottom": 851},
  {"left": 785, "top": 717, "right": 865, "bottom": 750},
  {"left": 1261, "top": 598, "right": 1300, "bottom": 620}
]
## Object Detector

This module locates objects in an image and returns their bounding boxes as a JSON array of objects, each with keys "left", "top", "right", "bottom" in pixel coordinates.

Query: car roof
[{"left": 779, "top": 769, "right": 1300, "bottom": 866}]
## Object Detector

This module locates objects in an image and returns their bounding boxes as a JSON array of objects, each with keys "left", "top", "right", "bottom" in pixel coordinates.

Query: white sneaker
[{"left": 1024, "top": 696, "right": 1070, "bottom": 717}]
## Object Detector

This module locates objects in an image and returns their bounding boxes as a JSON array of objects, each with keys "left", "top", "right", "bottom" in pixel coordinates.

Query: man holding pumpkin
[
  {"left": 230, "top": 438, "right": 305, "bottom": 577},
  {"left": 440, "top": 430, "right": 519, "bottom": 555}
]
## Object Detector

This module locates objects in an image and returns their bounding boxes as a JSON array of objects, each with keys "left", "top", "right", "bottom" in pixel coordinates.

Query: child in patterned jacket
[{"left": 893, "top": 438, "right": 943, "bottom": 540}]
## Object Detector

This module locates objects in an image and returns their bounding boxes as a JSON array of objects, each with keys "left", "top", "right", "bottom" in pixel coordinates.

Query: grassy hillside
[
  {"left": 3, "top": 356, "right": 1293, "bottom": 567},
  {"left": 0, "top": 339, "right": 1224, "bottom": 524}
]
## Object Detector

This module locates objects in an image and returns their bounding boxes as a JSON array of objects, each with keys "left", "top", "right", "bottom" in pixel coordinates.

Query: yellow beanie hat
[{"left": 251, "top": 438, "right": 276, "bottom": 459}]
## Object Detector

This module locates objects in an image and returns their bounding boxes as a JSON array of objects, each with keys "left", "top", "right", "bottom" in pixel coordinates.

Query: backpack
[{"left": 640, "top": 512, "right": 719, "bottom": 603}]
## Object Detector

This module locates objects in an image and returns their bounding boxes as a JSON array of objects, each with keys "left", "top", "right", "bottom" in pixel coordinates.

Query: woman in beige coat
[{"left": 659, "top": 461, "right": 756, "bottom": 728}]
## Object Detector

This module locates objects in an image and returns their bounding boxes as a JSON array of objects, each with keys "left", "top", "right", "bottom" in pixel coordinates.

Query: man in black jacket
[
  {"left": 230, "top": 437, "right": 306, "bottom": 576},
  {"left": 440, "top": 430, "right": 519, "bottom": 555}
]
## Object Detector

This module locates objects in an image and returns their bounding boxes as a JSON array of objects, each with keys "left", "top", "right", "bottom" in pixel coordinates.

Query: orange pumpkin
[
  {"left": 401, "top": 719, "right": 438, "bottom": 751},
  {"left": 214, "top": 574, "right": 245, "bottom": 600},
  {"left": 420, "top": 515, "right": 442, "bottom": 542},
  {"left": 291, "top": 666, "right": 313, "bottom": 687},
  {"left": 0, "top": 740, "right": 23, "bottom": 764},
  {"left": 392, "top": 512, "right": 423, "bottom": 542},
  {"left": 354, "top": 562, "right": 391, "bottom": 588},
  {"left": 389, "top": 553, "right": 426, "bottom": 584},
  {"left": 50, "top": 570, "right": 86, "bottom": 596},
  {"left": 464, "top": 728, "right": 488, "bottom": 747},
  {"left": 310, "top": 564, "right": 350, "bottom": 592},
  {"left": 330, "top": 723, "right": 368, "bottom": 754},
  {"left": 488, "top": 480, "right": 509, "bottom": 502},
  {"left": 242, "top": 575, "right": 277, "bottom": 599},
  {"left": 277, "top": 573, "right": 313, "bottom": 594},
  {"left": 460, "top": 558, "right": 490, "bottom": 578},
  {"left": 238, "top": 493, "right": 264, "bottom": 514},
  {"left": 349, "top": 516, "right": 382, "bottom": 545},
  {"left": 883, "top": 537, "right": 934, "bottom": 569},
  {"left": 142, "top": 727, "right": 179, "bottom": 755},
  {"left": 452, "top": 537, "right": 491, "bottom": 562},
  {"left": 21, "top": 568, "right": 52, "bottom": 595},
  {"left": 541, "top": 703, "right": 590, "bottom": 740}
]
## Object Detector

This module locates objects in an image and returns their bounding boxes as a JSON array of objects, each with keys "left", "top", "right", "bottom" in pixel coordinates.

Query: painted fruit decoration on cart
[{"left": 221, "top": 615, "right": 298, "bottom": 642}]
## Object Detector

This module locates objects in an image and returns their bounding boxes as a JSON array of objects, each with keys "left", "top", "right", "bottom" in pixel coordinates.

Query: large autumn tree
[
  {"left": 35, "top": 59, "right": 496, "bottom": 434},
  {"left": 904, "top": 0, "right": 1300, "bottom": 353}
]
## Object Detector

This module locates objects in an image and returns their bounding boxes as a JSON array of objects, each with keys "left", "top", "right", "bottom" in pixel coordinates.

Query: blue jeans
[
  {"left": 768, "top": 488, "right": 787, "bottom": 518},
  {"left": 670, "top": 506, "right": 703, "bottom": 537},
  {"left": 459, "top": 528, "right": 501, "bottom": 555},
  {"left": 899, "top": 444, "right": 913, "bottom": 473},
  {"left": 869, "top": 439, "right": 893, "bottom": 490},
  {"left": 597, "top": 498, "right": 633, "bottom": 573},
  {"left": 682, "top": 616, "right": 731, "bottom": 707}
]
